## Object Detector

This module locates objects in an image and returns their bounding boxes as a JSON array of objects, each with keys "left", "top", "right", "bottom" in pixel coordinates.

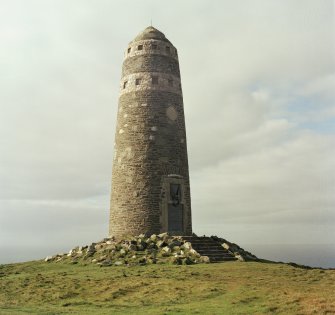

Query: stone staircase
[{"left": 182, "top": 236, "right": 237, "bottom": 263}]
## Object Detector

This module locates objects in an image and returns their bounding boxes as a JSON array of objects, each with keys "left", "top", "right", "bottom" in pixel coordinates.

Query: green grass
[{"left": 0, "top": 260, "right": 334, "bottom": 314}]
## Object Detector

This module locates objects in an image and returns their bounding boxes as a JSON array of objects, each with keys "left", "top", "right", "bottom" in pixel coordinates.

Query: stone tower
[{"left": 109, "top": 26, "right": 192, "bottom": 238}]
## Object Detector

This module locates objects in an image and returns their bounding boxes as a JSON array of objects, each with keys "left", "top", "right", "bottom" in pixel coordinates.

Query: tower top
[{"left": 132, "top": 26, "right": 171, "bottom": 44}]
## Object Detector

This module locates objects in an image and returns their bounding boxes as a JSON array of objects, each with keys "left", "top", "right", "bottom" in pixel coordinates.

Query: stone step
[
  {"left": 190, "top": 245, "right": 222, "bottom": 249},
  {"left": 190, "top": 242, "right": 224, "bottom": 246},
  {"left": 201, "top": 255, "right": 235, "bottom": 260},
  {"left": 195, "top": 250, "right": 231, "bottom": 255},
  {"left": 190, "top": 243, "right": 226, "bottom": 247},
  {"left": 196, "top": 249, "right": 231, "bottom": 256},
  {"left": 193, "top": 251, "right": 231, "bottom": 255},
  {"left": 191, "top": 244, "right": 225, "bottom": 249},
  {"left": 183, "top": 241, "right": 222, "bottom": 245},
  {"left": 181, "top": 236, "right": 237, "bottom": 263},
  {"left": 182, "top": 237, "right": 213, "bottom": 241}
]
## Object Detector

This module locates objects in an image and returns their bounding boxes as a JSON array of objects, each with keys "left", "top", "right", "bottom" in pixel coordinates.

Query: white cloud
[{"left": 192, "top": 131, "right": 335, "bottom": 235}]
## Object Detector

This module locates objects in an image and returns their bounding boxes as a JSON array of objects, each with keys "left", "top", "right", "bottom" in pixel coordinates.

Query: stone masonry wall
[{"left": 109, "top": 27, "right": 192, "bottom": 238}]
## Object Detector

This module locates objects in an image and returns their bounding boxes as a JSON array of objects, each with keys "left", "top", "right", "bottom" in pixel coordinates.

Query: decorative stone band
[
  {"left": 124, "top": 39, "right": 178, "bottom": 61},
  {"left": 119, "top": 72, "right": 182, "bottom": 96}
]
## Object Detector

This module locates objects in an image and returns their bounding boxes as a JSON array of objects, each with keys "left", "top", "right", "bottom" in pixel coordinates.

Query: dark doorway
[
  {"left": 168, "top": 184, "right": 183, "bottom": 233},
  {"left": 168, "top": 204, "right": 183, "bottom": 233}
]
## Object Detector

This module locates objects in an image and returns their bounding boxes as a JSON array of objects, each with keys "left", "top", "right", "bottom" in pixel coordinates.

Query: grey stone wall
[{"left": 109, "top": 27, "right": 192, "bottom": 238}]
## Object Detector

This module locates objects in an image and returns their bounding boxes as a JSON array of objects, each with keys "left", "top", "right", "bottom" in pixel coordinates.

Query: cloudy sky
[{"left": 0, "top": 0, "right": 334, "bottom": 264}]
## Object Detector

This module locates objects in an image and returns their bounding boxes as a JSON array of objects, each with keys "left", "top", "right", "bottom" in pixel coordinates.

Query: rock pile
[
  {"left": 45, "top": 234, "right": 259, "bottom": 266},
  {"left": 44, "top": 233, "right": 214, "bottom": 266}
]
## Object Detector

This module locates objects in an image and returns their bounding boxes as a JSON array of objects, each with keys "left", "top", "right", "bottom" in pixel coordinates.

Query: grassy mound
[{"left": 0, "top": 260, "right": 334, "bottom": 314}]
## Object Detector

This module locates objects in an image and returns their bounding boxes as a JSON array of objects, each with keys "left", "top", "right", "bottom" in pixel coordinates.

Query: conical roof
[{"left": 132, "top": 26, "right": 171, "bottom": 43}]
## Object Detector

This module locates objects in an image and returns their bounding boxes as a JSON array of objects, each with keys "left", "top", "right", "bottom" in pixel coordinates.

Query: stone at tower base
[{"left": 44, "top": 233, "right": 261, "bottom": 265}]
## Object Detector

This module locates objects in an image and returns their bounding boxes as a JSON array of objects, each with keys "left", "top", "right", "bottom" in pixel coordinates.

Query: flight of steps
[{"left": 182, "top": 236, "right": 237, "bottom": 263}]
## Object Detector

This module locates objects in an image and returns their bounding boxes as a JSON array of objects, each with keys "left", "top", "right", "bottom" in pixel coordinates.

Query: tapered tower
[{"left": 109, "top": 26, "right": 192, "bottom": 238}]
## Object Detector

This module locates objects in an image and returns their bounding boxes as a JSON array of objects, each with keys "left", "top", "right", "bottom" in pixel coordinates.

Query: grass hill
[
  {"left": 1, "top": 235, "right": 334, "bottom": 314},
  {"left": 1, "top": 258, "right": 335, "bottom": 314}
]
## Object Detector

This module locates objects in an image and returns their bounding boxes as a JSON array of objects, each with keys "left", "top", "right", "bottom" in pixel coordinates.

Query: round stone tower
[{"left": 109, "top": 26, "right": 192, "bottom": 238}]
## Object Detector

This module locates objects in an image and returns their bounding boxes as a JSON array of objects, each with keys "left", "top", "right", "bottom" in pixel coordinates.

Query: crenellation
[{"left": 124, "top": 39, "right": 179, "bottom": 61}]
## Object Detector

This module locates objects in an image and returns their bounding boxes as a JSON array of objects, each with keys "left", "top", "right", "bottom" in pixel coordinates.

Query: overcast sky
[{"left": 0, "top": 0, "right": 334, "bottom": 264}]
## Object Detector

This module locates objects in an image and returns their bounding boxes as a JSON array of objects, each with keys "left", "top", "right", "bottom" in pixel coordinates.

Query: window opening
[{"left": 138, "top": 45, "right": 143, "bottom": 50}]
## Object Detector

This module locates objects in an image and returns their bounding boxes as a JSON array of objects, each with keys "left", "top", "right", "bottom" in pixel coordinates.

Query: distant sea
[
  {"left": 1, "top": 243, "right": 335, "bottom": 269},
  {"left": 245, "top": 243, "right": 335, "bottom": 269}
]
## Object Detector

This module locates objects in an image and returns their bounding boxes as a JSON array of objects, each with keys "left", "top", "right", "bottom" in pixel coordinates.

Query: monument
[
  {"left": 44, "top": 27, "right": 251, "bottom": 265},
  {"left": 109, "top": 26, "right": 192, "bottom": 238}
]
